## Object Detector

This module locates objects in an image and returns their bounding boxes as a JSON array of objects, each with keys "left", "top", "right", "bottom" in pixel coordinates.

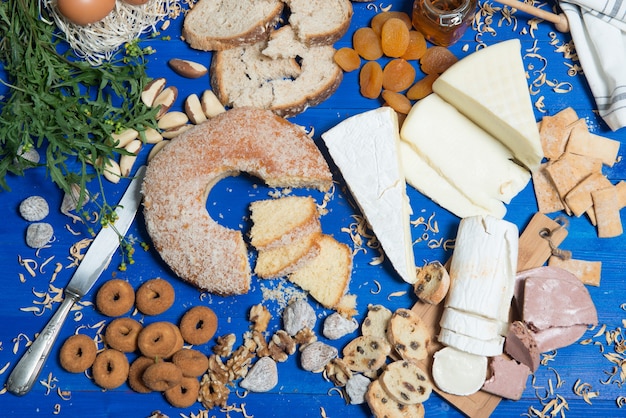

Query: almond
[
  {"left": 141, "top": 78, "right": 167, "bottom": 107},
  {"left": 168, "top": 58, "right": 208, "bottom": 79},
  {"left": 153, "top": 86, "right": 178, "bottom": 119},
  {"left": 185, "top": 94, "right": 207, "bottom": 124}
]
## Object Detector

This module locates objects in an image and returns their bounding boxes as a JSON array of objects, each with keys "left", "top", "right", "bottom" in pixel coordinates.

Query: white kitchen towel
[{"left": 559, "top": 0, "right": 626, "bottom": 131}]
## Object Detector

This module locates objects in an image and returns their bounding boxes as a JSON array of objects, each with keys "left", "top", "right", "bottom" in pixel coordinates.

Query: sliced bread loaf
[
  {"left": 249, "top": 196, "right": 321, "bottom": 250},
  {"left": 288, "top": 234, "right": 354, "bottom": 311},
  {"left": 285, "top": 0, "right": 353, "bottom": 45},
  {"left": 211, "top": 25, "right": 343, "bottom": 117},
  {"left": 182, "top": 0, "right": 284, "bottom": 51}
]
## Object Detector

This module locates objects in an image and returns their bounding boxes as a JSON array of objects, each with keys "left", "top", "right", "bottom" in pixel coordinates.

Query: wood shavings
[
  {"left": 18, "top": 256, "right": 38, "bottom": 278},
  {"left": 386, "top": 290, "right": 406, "bottom": 300},
  {"left": 57, "top": 387, "right": 71, "bottom": 400},
  {"left": 40, "top": 372, "right": 58, "bottom": 396},
  {"left": 573, "top": 379, "right": 599, "bottom": 404},
  {"left": 53, "top": 404, "right": 61, "bottom": 415},
  {"left": 0, "top": 361, "right": 10, "bottom": 375},
  {"left": 44, "top": 0, "right": 179, "bottom": 65},
  {"left": 67, "top": 238, "right": 93, "bottom": 268},
  {"left": 535, "top": 95, "right": 547, "bottom": 113},
  {"left": 370, "top": 280, "right": 381, "bottom": 295}
]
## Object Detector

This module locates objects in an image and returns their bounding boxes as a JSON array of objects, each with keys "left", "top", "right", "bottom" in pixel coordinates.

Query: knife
[{"left": 6, "top": 165, "right": 146, "bottom": 396}]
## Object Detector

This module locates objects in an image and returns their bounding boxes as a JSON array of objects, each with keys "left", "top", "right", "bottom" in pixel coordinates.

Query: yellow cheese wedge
[{"left": 432, "top": 39, "right": 543, "bottom": 171}]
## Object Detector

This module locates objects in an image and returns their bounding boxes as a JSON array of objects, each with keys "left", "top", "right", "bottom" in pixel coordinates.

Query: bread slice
[
  {"left": 413, "top": 261, "right": 450, "bottom": 305},
  {"left": 287, "top": 234, "right": 353, "bottom": 310},
  {"left": 255, "top": 231, "right": 322, "bottom": 278},
  {"left": 285, "top": 0, "right": 353, "bottom": 45},
  {"left": 211, "top": 25, "right": 343, "bottom": 117},
  {"left": 182, "top": 0, "right": 284, "bottom": 51},
  {"left": 249, "top": 196, "right": 321, "bottom": 250}
]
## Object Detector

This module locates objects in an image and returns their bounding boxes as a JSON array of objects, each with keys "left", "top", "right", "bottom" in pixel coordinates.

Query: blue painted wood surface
[{"left": 2, "top": 1, "right": 626, "bottom": 417}]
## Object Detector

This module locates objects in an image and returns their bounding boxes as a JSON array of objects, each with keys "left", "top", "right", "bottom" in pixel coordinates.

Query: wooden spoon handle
[{"left": 493, "top": 0, "right": 569, "bottom": 32}]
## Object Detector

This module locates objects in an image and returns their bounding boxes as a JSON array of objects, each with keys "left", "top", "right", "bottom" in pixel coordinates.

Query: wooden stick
[{"left": 493, "top": 0, "right": 569, "bottom": 32}]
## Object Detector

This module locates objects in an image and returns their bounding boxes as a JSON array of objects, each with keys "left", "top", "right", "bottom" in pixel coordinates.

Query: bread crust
[
  {"left": 182, "top": 0, "right": 284, "bottom": 51},
  {"left": 142, "top": 107, "right": 332, "bottom": 296}
]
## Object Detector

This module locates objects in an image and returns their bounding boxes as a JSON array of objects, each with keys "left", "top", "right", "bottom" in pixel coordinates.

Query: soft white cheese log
[
  {"left": 400, "top": 94, "right": 530, "bottom": 210},
  {"left": 438, "top": 328, "right": 504, "bottom": 357},
  {"left": 446, "top": 215, "right": 519, "bottom": 324},
  {"left": 321, "top": 107, "right": 417, "bottom": 284},
  {"left": 440, "top": 307, "right": 508, "bottom": 340},
  {"left": 432, "top": 39, "right": 543, "bottom": 172},
  {"left": 432, "top": 346, "right": 488, "bottom": 396},
  {"left": 399, "top": 141, "right": 506, "bottom": 219}
]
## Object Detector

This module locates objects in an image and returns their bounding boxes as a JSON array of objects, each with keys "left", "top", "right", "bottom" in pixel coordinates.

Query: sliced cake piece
[
  {"left": 255, "top": 232, "right": 322, "bottom": 279},
  {"left": 249, "top": 196, "right": 321, "bottom": 250},
  {"left": 322, "top": 107, "right": 416, "bottom": 284},
  {"left": 432, "top": 39, "right": 543, "bottom": 171},
  {"left": 288, "top": 234, "right": 354, "bottom": 311}
]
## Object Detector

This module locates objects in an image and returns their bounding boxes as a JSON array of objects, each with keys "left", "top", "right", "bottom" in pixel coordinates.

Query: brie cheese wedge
[
  {"left": 322, "top": 107, "right": 417, "bottom": 284},
  {"left": 432, "top": 39, "right": 543, "bottom": 171}
]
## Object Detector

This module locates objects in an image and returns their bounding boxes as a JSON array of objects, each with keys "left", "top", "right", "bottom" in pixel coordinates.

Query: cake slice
[{"left": 254, "top": 232, "right": 322, "bottom": 279}]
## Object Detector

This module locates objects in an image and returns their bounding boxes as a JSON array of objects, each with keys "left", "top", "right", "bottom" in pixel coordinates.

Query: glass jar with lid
[{"left": 412, "top": 0, "right": 477, "bottom": 47}]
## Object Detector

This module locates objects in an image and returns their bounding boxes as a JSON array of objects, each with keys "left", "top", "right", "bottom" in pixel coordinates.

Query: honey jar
[{"left": 412, "top": 0, "right": 477, "bottom": 47}]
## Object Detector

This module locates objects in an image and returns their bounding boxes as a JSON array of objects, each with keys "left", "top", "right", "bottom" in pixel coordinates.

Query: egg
[{"left": 56, "top": 0, "right": 116, "bottom": 26}]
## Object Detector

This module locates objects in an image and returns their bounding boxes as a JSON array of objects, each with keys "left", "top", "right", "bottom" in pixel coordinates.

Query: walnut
[
  {"left": 294, "top": 327, "right": 317, "bottom": 347},
  {"left": 249, "top": 303, "right": 272, "bottom": 332},
  {"left": 324, "top": 358, "right": 353, "bottom": 387},
  {"left": 213, "top": 333, "right": 236, "bottom": 357},
  {"left": 251, "top": 330, "right": 270, "bottom": 357},
  {"left": 225, "top": 345, "right": 255, "bottom": 381},
  {"left": 198, "top": 376, "right": 230, "bottom": 409},
  {"left": 268, "top": 330, "right": 296, "bottom": 362},
  {"left": 206, "top": 354, "right": 229, "bottom": 384}
]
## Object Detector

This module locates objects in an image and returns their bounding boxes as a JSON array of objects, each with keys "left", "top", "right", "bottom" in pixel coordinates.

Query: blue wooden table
[{"left": 2, "top": 1, "right": 626, "bottom": 417}]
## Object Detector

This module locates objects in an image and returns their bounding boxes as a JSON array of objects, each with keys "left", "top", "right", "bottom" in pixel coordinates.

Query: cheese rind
[
  {"left": 322, "top": 107, "right": 416, "bottom": 284},
  {"left": 400, "top": 94, "right": 530, "bottom": 215},
  {"left": 432, "top": 39, "right": 543, "bottom": 171}
]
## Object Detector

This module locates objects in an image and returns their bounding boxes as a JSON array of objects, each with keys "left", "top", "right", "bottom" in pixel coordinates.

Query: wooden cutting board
[{"left": 412, "top": 213, "right": 568, "bottom": 418}]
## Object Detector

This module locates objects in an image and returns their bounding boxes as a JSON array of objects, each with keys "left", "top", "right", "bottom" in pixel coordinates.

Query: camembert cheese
[
  {"left": 400, "top": 93, "right": 530, "bottom": 218},
  {"left": 432, "top": 39, "right": 543, "bottom": 171},
  {"left": 321, "top": 107, "right": 417, "bottom": 284}
]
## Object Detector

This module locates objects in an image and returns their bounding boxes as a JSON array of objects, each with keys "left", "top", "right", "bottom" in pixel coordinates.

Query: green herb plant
[{"left": 0, "top": 0, "right": 158, "bottom": 267}]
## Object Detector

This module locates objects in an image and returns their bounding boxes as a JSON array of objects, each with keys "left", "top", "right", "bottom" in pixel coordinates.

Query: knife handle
[{"left": 6, "top": 294, "right": 76, "bottom": 396}]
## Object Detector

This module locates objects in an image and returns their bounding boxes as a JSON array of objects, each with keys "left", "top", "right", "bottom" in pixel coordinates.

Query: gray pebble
[
  {"left": 19, "top": 196, "right": 49, "bottom": 221},
  {"left": 240, "top": 356, "right": 278, "bottom": 392},
  {"left": 322, "top": 312, "right": 358, "bottom": 340},
  {"left": 283, "top": 299, "right": 316, "bottom": 336},
  {"left": 25, "top": 222, "right": 53, "bottom": 248},
  {"left": 345, "top": 374, "right": 371, "bottom": 405},
  {"left": 300, "top": 341, "right": 338, "bottom": 372}
]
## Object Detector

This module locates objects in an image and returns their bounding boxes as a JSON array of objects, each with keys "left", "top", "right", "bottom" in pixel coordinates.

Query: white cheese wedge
[
  {"left": 432, "top": 346, "right": 488, "bottom": 396},
  {"left": 446, "top": 215, "right": 519, "bottom": 324},
  {"left": 432, "top": 39, "right": 543, "bottom": 171},
  {"left": 399, "top": 141, "right": 506, "bottom": 219},
  {"left": 321, "top": 107, "right": 417, "bottom": 284},
  {"left": 400, "top": 94, "right": 531, "bottom": 213}
]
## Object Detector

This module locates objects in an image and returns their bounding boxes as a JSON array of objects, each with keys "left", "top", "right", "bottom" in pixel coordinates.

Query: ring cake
[{"left": 142, "top": 107, "right": 332, "bottom": 295}]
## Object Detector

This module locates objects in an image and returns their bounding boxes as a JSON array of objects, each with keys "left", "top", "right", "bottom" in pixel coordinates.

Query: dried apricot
[
  {"left": 371, "top": 11, "right": 413, "bottom": 36},
  {"left": 353, "top": 27, "right": 383, "bottom": 60},
  {"left": 406, "top": 73, "right": 438, "bottom": 100},
  {"left": 360, "top": 61, "right": 383, "bottom": 99},
  {"left": 382, "top": 59, "right": 416, "bottom": 92},
  {"left": 334, "top": 47, "right": 361, "bottom": 72},
  {"left": 382, "top": 90, "right": 412, "bottom": 115},
  {"left": 381, "top": 18, "right": 410, "bottom": 58},
  {"left": 401, "top": 31, "right": 427, "bottom": 60},
  {"left": 420, "top": 46, "right": 458, "bottom": 75}
]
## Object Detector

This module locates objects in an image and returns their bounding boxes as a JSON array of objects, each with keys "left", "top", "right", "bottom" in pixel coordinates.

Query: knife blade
[{"left": 6, "top": 165, "right": 146, "bottom": 396}]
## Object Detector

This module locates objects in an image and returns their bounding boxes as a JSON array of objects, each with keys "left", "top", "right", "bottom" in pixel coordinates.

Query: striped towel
[{"left": 560, "top": 0, "right": 626, "bottom": 131}]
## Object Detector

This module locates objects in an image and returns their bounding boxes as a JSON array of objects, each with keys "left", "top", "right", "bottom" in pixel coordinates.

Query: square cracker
[
  {"left": 565, "top": 121, "right": 620, "bottom": 167},
  {"left": 545, "top": 152, "right": 602, "bottom": 202},
  {"left": 532, "top": 162, "right": 565, "bottom": 214},
  {"left": 548, "top": 256, "right": 602, "bottom": 286},
  {"left": 539, "top": 107, "right": 579, "bottom": 160},
  {"left": 592, "top": 186, "right": 623, "bottom": 238},
  {"left": 564, "top": 172, "right": 612, "bottom": 218}
]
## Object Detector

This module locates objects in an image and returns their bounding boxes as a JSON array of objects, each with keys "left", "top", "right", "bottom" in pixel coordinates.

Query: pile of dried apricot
[{"left": 333, "top": 10, "right": 459, "bottom": 114}]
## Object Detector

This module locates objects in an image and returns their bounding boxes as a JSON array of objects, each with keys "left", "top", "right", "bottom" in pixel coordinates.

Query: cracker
[
  {"left": 545, "top": 152, "right": 602, "bottom": 203},
  {"left": 591, "top": 186, "right": 623, "bottom": 238},
  {"left": 615, "top": 180, "right": 626, "bottom": 208},
  {"left": 564, "top": 172, "right": 612, "bottom": 217},
  {"left": 532, "top": 162, "right": 565, "bottom": 214},
  {"left": 565, "top": 121, "right": 620, "bottom": 167},
  {"left": 548, "top": 256, "right": 602, "bottom": 287},
  {"left": 539, "top": 107, "right": 578, "bottom": 160}
]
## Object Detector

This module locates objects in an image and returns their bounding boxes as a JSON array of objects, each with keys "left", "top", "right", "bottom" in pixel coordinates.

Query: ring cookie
[
  {"left": 142, "top": 107, "right": 332, "bottom": 296},
  {"left": 379, "top": 360, "right": 432, "bottom": 405},
  {"left": 365, "top": 379, "right": 425, "bottom": 418},
  {"left": 342, "top": 335, "right": 391, "bottom": 373},
  {"left": 386, "top": 308, "right": 430, "bottom": 362}
]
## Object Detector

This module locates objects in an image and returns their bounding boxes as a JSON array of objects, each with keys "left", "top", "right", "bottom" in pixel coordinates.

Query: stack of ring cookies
[{"left": 58, "top": 277, "right": 218, "bottom": 409}]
